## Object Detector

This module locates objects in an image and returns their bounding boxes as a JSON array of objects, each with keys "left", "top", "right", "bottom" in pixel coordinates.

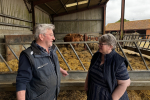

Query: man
[{"left": 16, "top": 24, "right": 68, "bottom": 100}]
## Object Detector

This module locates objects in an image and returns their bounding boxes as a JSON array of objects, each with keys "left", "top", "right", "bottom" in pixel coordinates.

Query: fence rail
[{"left": 0, "top": 39, "right": 150, "bottom": 72}]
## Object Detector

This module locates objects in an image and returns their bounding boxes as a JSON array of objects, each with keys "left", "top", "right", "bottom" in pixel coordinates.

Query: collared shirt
[
  {"left": 35, "top": 43, "right": 51, "bottom": 56},
  {"left": 35, "top": 43, "right": 55, "bottom": 66}
]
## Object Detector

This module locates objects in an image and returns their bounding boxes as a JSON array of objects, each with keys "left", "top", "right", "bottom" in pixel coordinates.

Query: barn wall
[
  {"left": 0, "top": 0, "right": 51, "bottom": 31},
  {"left": 0, "top": 0, "right": 51, "bottom": 61},
  {"left": 54, "top": 8, "right": 103, "bottom": 41}
]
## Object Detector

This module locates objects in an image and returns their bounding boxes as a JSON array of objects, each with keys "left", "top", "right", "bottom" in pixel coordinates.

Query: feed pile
[{"left": 1, "top": 90, "right": 150, "bottom": 100}]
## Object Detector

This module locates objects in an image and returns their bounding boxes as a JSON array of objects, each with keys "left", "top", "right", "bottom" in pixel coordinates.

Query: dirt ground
[{"left": 1, "top": 90, "right": 150, "bottom": 100}]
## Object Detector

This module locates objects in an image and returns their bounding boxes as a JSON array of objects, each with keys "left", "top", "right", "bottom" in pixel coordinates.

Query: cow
[{"left": 64, "top": 33, "right": 83, "bottom": 48}]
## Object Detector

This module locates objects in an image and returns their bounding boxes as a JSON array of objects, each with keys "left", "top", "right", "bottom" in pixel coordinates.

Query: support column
[
  {"left": 51, "top": 15, "right": 56, "bottom": 42},
  {"left": 31, "top": 1, "right": 35, "bottom": 34},
  {"left": 84, "top": 34, "right": 88, "bottom": 50},
  {"left": 120, "top": 0, "right": 125, "bottom": 40},
  {"left": 102, "top": 5, "right": 106, "bottom": 35}
]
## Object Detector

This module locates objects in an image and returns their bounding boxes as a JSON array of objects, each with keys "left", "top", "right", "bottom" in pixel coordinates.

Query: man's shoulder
[{"left": 22, "top": 47, "right": 32, "bottom": 54}]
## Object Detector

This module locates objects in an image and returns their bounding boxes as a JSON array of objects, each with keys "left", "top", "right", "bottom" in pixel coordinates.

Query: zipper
[{"left": 37, "top": 63, "right": 48, "bottom": 69}]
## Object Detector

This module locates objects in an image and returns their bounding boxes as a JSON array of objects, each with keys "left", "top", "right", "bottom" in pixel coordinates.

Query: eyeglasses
[
  {"left": 44, "top": 34, "right": 54, "bottom": 36},
  {"left": 98, "top": 43, "right": 108, "bottom": 46}
]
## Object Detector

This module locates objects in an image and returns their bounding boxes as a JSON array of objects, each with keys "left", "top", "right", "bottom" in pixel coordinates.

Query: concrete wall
[{"left": 54, "top": 8, "right": 103, "bottom": 41}]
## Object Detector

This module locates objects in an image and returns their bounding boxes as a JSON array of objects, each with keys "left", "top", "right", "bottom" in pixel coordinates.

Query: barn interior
[{"left": 0, "top": 0, "right": 150, "bottom": 100}]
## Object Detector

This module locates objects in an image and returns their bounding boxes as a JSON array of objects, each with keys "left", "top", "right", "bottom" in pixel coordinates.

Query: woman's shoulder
[
  {"left": 113, "top": 51, "right": 128, "bottom": 67},
  {"left": 113, "top": 51, "right": 124, "bottom": 59}
]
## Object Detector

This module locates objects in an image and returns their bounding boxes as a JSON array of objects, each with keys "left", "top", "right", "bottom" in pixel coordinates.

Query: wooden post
[
  {"left": 31, "top": 1, "right": 35, "bottom": 34},
  {"left": 84, "top": 34, "right": 88, "bottom": 50},
  {"left": 102, "top": 5, "right": 106, "bottom": 35},
  {"left": 120, "top": 0, "right": 125, "bottom": 40}
]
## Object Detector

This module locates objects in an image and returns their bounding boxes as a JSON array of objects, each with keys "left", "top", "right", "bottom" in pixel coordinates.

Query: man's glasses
[{"left": 44, "top": 34, "right": 54, "bottom": 36}]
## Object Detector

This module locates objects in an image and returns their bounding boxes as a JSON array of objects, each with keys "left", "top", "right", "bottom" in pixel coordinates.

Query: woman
[{"left": 84, "top": 33, "right": 130, "bottom": 100}]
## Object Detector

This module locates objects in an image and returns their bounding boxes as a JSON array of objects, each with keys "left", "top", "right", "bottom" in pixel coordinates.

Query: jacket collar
[
  {"left": 31, "top": 40, "right": 56, "bottom": 55},
  {"left": 96, "top": 49, "right": 116, "bottom": 60},
  {"left": 105, "top": 49, "right": 116, "bottom": 59}
]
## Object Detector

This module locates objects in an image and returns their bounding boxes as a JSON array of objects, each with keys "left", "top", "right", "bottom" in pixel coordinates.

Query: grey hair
[
  {"left": 99, "top": 33, "right": 117, "bottom": 49},
  {"left": 34, "top": 24, "right": 55, "bottom": 40}
]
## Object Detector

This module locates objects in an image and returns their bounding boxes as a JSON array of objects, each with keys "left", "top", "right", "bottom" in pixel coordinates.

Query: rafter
[
  {"left": 33, "top": 0, "right": 56, "bottom": 6},
  {"left": 54, "top": 4, "right": 105, "bottom": 17},
  {"left": 75, "top": 0, "right": 78, "bottom": 10},
  {"left": 87, "top": 0, "right": 91, "bottom": 8},
  {"left": 45, "top": 3, "right": 57, "bottom": 15},
  {"left": 98, "top": 0, "right": 103, "bottom": 5},
  {"left": 56, "top": 0, "right": 70, "bottom": 13},
  {"left": 59, "top": 0, "right": 68, "bottom": 13}
]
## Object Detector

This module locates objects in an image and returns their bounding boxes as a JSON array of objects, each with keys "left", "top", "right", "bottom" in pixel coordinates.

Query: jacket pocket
[
  {"left": 37, "top": 63, "right": 53, "bottom": 78},
  {"left": 32, "top": 88, "right": 48, "bottom": 100},
  {"left": 37, "top": 63, "right": 48, "bottom": 69}
]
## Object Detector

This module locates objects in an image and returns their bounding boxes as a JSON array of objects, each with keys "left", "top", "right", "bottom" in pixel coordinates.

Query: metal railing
[
  {"left": 123, "top": 35, "right": 150, "bottom": 50},
  {"left": 0, "top": 40, "right": 150, "bottom": 72}
]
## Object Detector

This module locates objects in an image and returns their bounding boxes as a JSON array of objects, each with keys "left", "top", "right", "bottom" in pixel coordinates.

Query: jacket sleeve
[{"left": 16, "top": 52, "right": 32, "bottom": 92}]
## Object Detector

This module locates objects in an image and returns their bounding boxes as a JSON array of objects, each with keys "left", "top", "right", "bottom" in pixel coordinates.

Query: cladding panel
[
  {"left": 0, "top": 0, "right": 50, "bottom": 30},
  {"left": 54, "top": 8, "right": 103, "bottom": 39}
]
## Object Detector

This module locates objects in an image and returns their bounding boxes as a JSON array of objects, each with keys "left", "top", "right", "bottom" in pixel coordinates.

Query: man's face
[{"left": 43, "top": 29, "right": 55, "bottom": 47}]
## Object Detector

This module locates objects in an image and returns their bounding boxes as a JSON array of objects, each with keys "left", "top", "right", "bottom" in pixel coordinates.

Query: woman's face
[{"left": 98, "top": 42, "right": 113, "bottom": 54}]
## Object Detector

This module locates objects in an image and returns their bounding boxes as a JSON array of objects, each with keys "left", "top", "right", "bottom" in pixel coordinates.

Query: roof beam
[
  {"left": 75, "top": 0, "right": 78, "bottom": 10},
  {"left": 23, "top": 0, "right": 32, "bottom": 13},
  {"left": 33, "top": 0, "right": 56, "bottom": 6},
  {"left": 98, "top": 0, "right": 102, "bottom": 5},
  {"left": 59, "top": 0, "right": 68, "bottom": 13},
  {"left": 44, "top": 3, "right": 57, "bottom": 15},
  {"left": 56, "top": 0, "right": 70, "bottom": 13},
  {"left": 54, "top": 4, "right": 105, "bottom": 17},
  {"left": 87, "top": 0, "right": 91, "bottom": 8}
]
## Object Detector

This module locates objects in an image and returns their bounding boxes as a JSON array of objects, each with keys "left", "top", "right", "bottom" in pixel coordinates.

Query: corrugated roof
[
  {"left": 27, "top": 0, "right": 109, "bottom": 16},
  {"left": 106, "top": 19, "right": 150, "bottom": 31}
]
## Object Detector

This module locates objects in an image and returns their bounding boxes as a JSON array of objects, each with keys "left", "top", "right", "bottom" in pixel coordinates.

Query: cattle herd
[{"left": 63, "top": 33, "right": 99, "bottom": 48}]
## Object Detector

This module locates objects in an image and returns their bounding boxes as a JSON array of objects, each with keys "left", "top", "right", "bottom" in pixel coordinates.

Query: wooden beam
[
  {"left": 44, "top": 3, "right": 57, "bottom": 15},
  {"left": 76, "top": 0, "right": 78, "bottom": 10},
  {"left": 87, "top": 0, "right": 91, "bottom": 8},
  {"left": 31, "top": 1, "right": 35, "bottom": 33},
  {"left": 54, "top": 19, "right": 103, "bottom": 22},
  {"left": 33, "top": 0, "right": 56, "bottom": 6},
  {"left": 102, "top": 4, "right": 106, "bottom": 35},
  {"left": 120, "top": 0, "right": 125, "bottom": 39},
  {"left": 98, "top": 0, "right": 102, "bottom": 5},
  {"left": 59, "top": 0, "right": 68, "bottom": 13},
  {"left": 54, "top": 4, "right": 105, "bottom": 17},
  {"left": 56, "top": 0, "right": 70, "bottom": 13}
]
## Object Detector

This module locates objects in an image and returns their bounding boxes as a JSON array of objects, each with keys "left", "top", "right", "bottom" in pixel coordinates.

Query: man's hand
[
  {"left": 60, "top": 67, "right": 69, "bottom": 77},
  {"left": 17, "top": 90, "right": 26, "bottom": 100}
]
